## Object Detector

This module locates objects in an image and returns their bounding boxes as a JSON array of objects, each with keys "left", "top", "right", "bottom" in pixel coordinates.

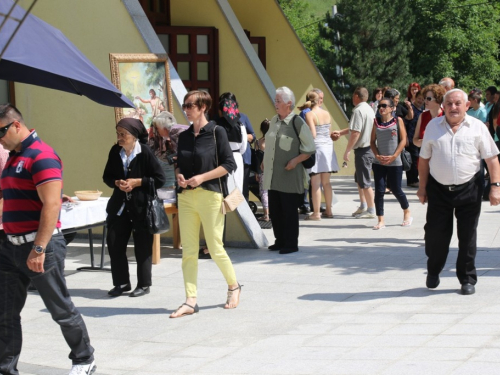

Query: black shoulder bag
[
  {"left": 146, "top": 178, "right": 170, "bottom": 234},
  {"left": 396, "top": 118, "right": 412, "bottom": 172},
  {"left": 291, "top": 115, "right": 316, "bottom": 169}
]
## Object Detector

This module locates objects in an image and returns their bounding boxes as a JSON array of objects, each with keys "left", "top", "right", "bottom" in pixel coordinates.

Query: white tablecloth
[{"left": 60, "top": 197, "right": 109, "bottom": 230}]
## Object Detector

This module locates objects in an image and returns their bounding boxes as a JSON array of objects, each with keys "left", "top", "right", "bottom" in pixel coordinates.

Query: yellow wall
[
  {"left": 15, "top": 0, "right": 149, "bottom": 195},
  {"left": 170, "top": 0, "right": 275, "bottom": 134},
  {"left": 229, "top": 0, "right": 352, "bottom": 175}
]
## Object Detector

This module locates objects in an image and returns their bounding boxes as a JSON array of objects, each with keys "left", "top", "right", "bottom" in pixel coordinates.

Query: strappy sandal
[
  {"left": 224, "top": 283, "right": 242, "bottom": 309},
  {"left": 169, "top": 303, "right": 199, "bottom": 318}
]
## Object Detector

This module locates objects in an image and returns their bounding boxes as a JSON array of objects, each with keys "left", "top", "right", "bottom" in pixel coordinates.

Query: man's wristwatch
[
  {"left": 32, "top": 244, "right": 45, "bottom": 254},
  {"left": 491, "top": 182, "right": 500, "bottom": 187}
]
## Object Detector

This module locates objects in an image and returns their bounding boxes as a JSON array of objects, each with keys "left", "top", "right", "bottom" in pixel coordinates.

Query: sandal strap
[
  {"left": 227, "top": 283, "right": 242, "bottom": 292},
  {"left": 182, "top": 303, "right": 196, "bottom": 310}
]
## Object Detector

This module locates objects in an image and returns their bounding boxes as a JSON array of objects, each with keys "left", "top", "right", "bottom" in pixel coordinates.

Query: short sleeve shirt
[
  {"left": 263, "top": 113, "right": 315, "bottom": 193},
  {"left": 349, "top": 102, "right": 375, "bottom": 149},
  {"left": 420, "top": 115, "right": 499, "bottom": 185},
  {"left": 1, "top": 130, "right": 63, "bottom": 234}
]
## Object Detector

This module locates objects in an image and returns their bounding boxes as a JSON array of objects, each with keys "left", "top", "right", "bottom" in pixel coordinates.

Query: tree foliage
[
  {"left": 277, "top": 0, "right": 322, "bottom": 67},
  {"left": 318, "top": 0, "right": 415, "bottom": 111},
  {"left": 279, "top": 0, "right": 500, "bottom": 114},
  {"left": 409, "top": 0, "right": 500, "bottom": 90}
]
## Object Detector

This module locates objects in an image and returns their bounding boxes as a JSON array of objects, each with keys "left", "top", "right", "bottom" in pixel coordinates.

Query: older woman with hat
[{"left": 103, "top": 118, "right": 166, "bottom": 297}]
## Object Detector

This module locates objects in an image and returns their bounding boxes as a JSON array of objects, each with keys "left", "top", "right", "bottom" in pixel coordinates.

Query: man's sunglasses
[
  {"left": 181, "top": 102, "right": 197, "bottom": 110},
  {"left": 425, "top": 97, "right": 436, "bottom": 102},
  {"left": 377, "top": 104, "right": 390, "bottom": 109},
  {"left": 0, "top": 121, "right": 14, "bottom": 138}
]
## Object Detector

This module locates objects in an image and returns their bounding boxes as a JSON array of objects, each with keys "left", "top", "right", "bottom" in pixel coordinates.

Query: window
[
  {"left": 138, "top": 2, "right": 220, "bottom": 118},
  {"left": 244, "top": 30, "right": 266, "bottom": 68},
  {"left": 138, "top": 0, "right": 170, "bottom": 26},
  {"left": 156, "top": 26, "right": 219, "bottom": 118}
]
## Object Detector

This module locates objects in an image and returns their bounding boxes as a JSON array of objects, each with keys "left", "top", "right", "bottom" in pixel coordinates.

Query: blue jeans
[
  {"left": 372, "top": 163, "right": 409, "bottom": 216},
  {"left": 0, "top": 235, "right": 94, "bottom": 374}
]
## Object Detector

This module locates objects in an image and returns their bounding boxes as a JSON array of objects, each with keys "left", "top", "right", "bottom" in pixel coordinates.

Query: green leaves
[{"left": 279, "top": 0, "right": 500, "bottom": 115}]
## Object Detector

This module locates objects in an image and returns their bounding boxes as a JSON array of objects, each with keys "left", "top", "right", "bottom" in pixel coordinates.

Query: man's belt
[
  {"left": 7, "top": 228, "right": 62, "bottom": 246},
  {"left": 438, "top": 173, "right": 479, "bottom": 192}
]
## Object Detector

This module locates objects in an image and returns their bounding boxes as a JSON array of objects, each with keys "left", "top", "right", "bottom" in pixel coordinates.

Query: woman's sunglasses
[
  {"left": 0, "top": 121, "right": 14, "bottom": 138},
  {"left": 377, "top": 104, "right": 390, "bottom": 109},
  {"left": 181, "top": 102, "right": 197, "bottom": 110}
]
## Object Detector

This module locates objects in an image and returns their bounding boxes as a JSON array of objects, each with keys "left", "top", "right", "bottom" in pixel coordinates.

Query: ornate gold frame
[{"left": 109, "top": 53, "right": 173, "bottom": 123}]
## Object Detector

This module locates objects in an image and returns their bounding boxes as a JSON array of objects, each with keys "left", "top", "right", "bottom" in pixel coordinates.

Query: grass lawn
[{"left": 307, "top": 0, "right": 336, "bottom": 18}]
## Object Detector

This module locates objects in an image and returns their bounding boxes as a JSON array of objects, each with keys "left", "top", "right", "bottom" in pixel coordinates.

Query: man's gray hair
[
  {"left": 443, "top": 88, "right": 468, "bottom": 103},
  {"left": 276, "top": 86, "right": 295, "bottom": 109}
]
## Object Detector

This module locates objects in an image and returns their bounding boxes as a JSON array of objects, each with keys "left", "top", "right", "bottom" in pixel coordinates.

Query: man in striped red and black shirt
[{"left": 0, "top": 104, "right": 96, "bottom": 375}]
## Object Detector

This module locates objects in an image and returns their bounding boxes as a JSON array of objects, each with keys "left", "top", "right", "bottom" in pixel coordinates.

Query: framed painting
[{"left": 109, "top": 53, "right": 173, "bottom": 125}]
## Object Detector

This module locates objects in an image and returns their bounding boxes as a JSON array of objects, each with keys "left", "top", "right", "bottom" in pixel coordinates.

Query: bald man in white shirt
[{"left": 417, "top": 89, "right": 500, "bottom": 295}]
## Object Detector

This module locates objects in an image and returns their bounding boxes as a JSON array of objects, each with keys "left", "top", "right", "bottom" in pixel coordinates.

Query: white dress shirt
[{"left": 420, "top": 114, "right": 499, "bottom": 185}]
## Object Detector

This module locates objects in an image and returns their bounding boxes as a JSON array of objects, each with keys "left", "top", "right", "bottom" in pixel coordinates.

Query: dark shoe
[
  {"left": 268, "top": 244, "right": 281, "bottom": 251},
  {"left": 426, "top": 275, "right": 440, "bottom": 289},
  {"left": 299, "top": 205, "right": 310, "bottom": 214},
  {"left": 130, "top": 286, "right": 150, "bottom": 297},
  {"left": 461, "top": 283, "right": 475, "bottom": 295},
  {"left": 108, "top": 284, "right": 131, "bottom": 297},
  {"left": 279, "top": 247, "right": 299, "bottom": 254},
  {"left": 199, "top": 247, "right": 211, "bottom": 259}
]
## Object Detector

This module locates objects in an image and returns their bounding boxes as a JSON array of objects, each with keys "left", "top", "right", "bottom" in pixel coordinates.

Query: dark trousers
[
  {"left": 106, "top": 211, "right": 154, "bottom": 288},
  {"left": 268, "top": 190, "right": 302, "bottom": 249},
  {"left": 425, "top": 174, "right": 483, "bottom": 285},
  {"left": 0, "top": 236, "right": 94, "bottom": 374},
  {"left": 405, "top": 143, "right": 420, "bottom": 185},
  {"left": 243, "top": 163, "right": 251, "bottom": 201},
  {"left": 372, "top": 164, "right": 409, "bottom": 216}
]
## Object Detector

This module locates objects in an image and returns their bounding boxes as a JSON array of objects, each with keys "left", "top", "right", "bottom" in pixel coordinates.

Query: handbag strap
[
  {"left": 213, "top": 125, "right": 225, "bottom": 196},
  {"left": 149, "top": 177, "right": 158, "bottom": 199},
  {"left": 290, "top": 115, "right": 302, "bottom": 146}
]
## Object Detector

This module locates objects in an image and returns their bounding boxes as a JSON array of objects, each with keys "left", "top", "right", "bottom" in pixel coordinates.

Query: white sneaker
[
  {"left": 69, "top": 361, "right": 96, "bottom": 375},
  {"left": 351, "top": 207, "right": 366, "bottom": 217},
  {"left": 355, "top": 211, "right": 376, "bottom": 219}
]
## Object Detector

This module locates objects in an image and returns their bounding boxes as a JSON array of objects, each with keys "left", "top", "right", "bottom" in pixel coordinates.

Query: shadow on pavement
[{"left": 298, "top": 288, "right": 460, "bottom": 302}]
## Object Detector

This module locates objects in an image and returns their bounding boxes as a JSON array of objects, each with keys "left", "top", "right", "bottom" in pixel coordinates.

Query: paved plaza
[{"left": 17, "top": 178, "right": 500, "bottom": 375}]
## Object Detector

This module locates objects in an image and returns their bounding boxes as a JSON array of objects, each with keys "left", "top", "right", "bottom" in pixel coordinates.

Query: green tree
[
  {"left": 318, "top": 0, "right": 415, "bottom": 113},
  {"left": 409, "top": 0, "right": 500, "bottom": 90},
  {"left": 277, "top": 0, "right": 322, "bottom": 65}
]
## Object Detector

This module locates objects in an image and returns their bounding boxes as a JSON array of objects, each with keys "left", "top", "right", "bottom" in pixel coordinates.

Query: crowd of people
[{"left": 1, "top": 76, "right": 500, "bottom": 373}]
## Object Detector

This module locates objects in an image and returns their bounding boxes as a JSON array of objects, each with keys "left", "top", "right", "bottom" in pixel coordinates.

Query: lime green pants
[{"left": 178, "top": 189, "right": 237, "bottom": 297}]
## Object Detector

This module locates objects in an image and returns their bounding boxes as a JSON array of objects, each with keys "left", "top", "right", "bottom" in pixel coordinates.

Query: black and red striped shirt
[{"left": 1, "top": 130, "right": 62, "bottom": 235}]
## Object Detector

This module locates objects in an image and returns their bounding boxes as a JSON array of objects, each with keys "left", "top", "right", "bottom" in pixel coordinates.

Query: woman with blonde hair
[
  {"left": 171, "top": 90, "right": 241, "bottom": 318},
  {"left": 299, "top": 90, "right": 339, "bottom": 220}
]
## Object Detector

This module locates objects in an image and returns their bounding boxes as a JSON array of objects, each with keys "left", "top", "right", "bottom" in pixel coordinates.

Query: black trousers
[
  {"left": 425, "top": 174, "right": 483, "bottom": 285},
  {"left": 405, "top": 143, "right": 420, "bottom": 185},
  {"left": 0, "top": 236, "right": 94, "bottom": 374},
  {"left": 268, "top": 190, "right": 302, "bottom": 249},
  {"left": 106, "top": 211, "right": 154, "bottom": 288}
]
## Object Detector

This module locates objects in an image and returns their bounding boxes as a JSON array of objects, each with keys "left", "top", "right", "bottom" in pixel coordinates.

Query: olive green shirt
[{"left": 263, "top": 112, "right": 316, "bottom": 193}]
